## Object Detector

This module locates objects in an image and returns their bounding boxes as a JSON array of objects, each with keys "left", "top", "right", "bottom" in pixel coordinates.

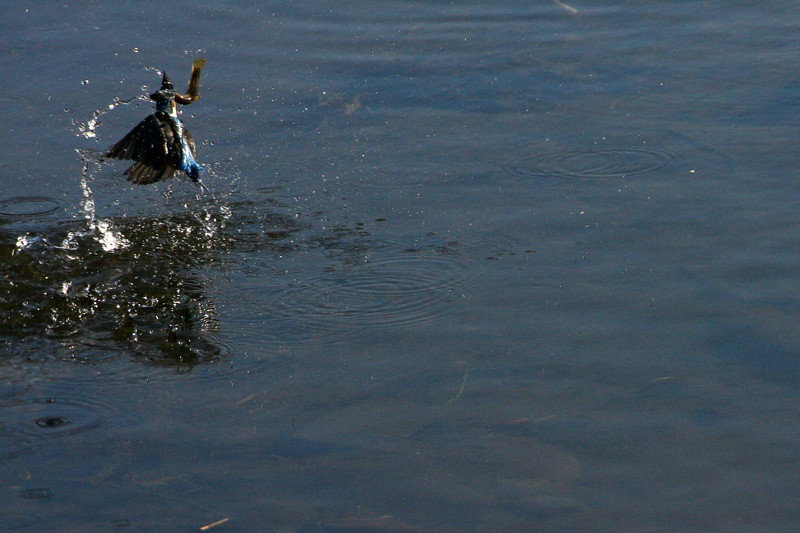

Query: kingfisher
[{"left": 107, "top": 58, "right": 207, "bottom": 190}]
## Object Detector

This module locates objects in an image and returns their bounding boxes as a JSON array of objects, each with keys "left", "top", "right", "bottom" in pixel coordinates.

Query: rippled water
[
  {"left": 3, "top": 1, "right": 800, "bottom": 531},
  {"left": 502, "top": 147, "right": 674, "bottom": 180}
]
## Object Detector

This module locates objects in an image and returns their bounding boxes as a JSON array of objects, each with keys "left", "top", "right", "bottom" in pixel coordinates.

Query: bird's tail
[
  {"left": 187, "top": 163, "right": 209, "bottom": 193},
  {"left": 187, "top": 162, "right": 203, "bottom": 182}
]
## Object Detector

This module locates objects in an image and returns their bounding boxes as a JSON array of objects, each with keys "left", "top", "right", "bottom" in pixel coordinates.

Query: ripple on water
[
  {"left": 0, "top": 394, "right": 115, "bottom": 458},
  {"left": 502, "top": 147, "right": 674, "bottom": 180},
  {"left": 0, "top": 197, "right": 61, "bottom": 219},
  {"left": 66, "top": 331, "right": 234, "bottom": 381},
  {"left": 233, "top": 252, "right": 470, "bottom": 347}
]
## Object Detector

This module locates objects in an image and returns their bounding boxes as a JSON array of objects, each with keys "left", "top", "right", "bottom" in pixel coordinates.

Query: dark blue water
[{"left": 3, "top": 1, "right": 800, "bottom": 531}]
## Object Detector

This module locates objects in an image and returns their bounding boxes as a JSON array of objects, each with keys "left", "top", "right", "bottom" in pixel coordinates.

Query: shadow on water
[
  {"left": 0, "top": 182, "right": 303, "bottom": 370},
  {"left": 4, "top": 215, "right": 200, "bottom": 365}
]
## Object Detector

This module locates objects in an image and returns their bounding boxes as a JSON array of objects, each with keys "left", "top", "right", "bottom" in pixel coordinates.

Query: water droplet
[
  {"left": 93, "top": 220, "right": 130, "bottom": 252},
  {"left": 15, "top": 234, "right": 40, "bottom": 250}
]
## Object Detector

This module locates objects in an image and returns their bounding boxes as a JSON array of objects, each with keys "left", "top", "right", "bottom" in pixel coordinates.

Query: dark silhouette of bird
[{"left": 107, "top": 58, "right": 207, "bottom": 190}]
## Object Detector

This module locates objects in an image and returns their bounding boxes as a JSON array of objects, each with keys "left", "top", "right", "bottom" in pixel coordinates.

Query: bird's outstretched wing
[
  {"left": 106, "top": 114, "right": 178, "bottom": 184},
  {"left": 123, "top": 160, "right": 177, "bottom": 185}
]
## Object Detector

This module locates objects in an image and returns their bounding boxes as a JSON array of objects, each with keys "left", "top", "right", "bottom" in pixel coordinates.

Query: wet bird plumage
[
  {"left": 106, "top": 59, "right": 206, "bottom": 188},
  {"left": 107, "top": 109, "right": 200, "bottom": 185}
]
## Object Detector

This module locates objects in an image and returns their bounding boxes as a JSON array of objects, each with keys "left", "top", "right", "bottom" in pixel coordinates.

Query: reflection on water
[{"left": 1, "top": 207, "right": 235, "bottom": 365}]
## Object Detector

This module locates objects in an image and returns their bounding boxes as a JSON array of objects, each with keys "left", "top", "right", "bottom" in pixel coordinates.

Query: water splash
[
  {"left": 76, "top": 95, "right": 147, "bottom": 140},
  {"left": 78, "top": 150, "right": 97, "bottom": 222},
  {"left": 93, "top": 220, "right": 129, "bottom": 252},
  {"left": 1, "top": 201, "right": 242, "bottom": 366},
  {"left": 73, "top": 149, "right": 129, "bottom": 252},
  {"left": 14, "top": 233, "right": 42, "bottom": 252}
]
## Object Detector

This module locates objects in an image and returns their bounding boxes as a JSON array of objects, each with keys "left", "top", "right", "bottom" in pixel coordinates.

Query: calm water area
[{"left": 2, "top": 1, "right": 800, "bottom": 531}]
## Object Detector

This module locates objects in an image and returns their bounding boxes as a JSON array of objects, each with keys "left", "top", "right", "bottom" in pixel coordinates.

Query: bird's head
[{"left": 149, "top": 71, "right": 177, "bottom": 116}]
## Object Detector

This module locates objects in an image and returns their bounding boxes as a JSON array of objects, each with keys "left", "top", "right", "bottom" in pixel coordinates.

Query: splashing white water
[
  {"left": 77, "top": 95, "right": 148, "bottom": 140},
  {"left": 79, "top": 160, "right": 97, "bottom": 223},
  {"left": 93, "top": 219, "right": 129, "bottom": 252},
  {"left": 14, "top": 233, "right": 41, "bottom": 251},
  {"left": 67, "top": 149, "right": 130, "bottom": 252}
]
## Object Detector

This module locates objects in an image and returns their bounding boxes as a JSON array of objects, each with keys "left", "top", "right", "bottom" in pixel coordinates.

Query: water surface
[{"left": 2, "top": 1, "right": 800, "bottom": 531}]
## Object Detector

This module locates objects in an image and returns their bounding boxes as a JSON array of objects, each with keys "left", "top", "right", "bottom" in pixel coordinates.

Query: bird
[{"left": 107, "top": 58, "right": 208, "bottom": 190}]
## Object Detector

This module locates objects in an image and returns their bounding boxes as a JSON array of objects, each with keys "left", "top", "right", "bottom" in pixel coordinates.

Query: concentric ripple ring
[
  {"left": 0, "top": 395, "right": 115, "bottom": 457},
  {"left": 0, "top": 196, "right": 61, "bottom": 218},
  {"left": 502, "top": 147, "right": 674, "bottom": 180},
  {"left": 233, "top": 253, "right": 470, "bottom": 348}
]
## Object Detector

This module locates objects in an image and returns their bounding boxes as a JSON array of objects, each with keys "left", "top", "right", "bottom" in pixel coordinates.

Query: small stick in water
[
  {"left": 199, "top": 517, "right": 230, "bottom": 531},
  {"left": 554, "top": 0, "right": 579, "bottom": 14}
]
